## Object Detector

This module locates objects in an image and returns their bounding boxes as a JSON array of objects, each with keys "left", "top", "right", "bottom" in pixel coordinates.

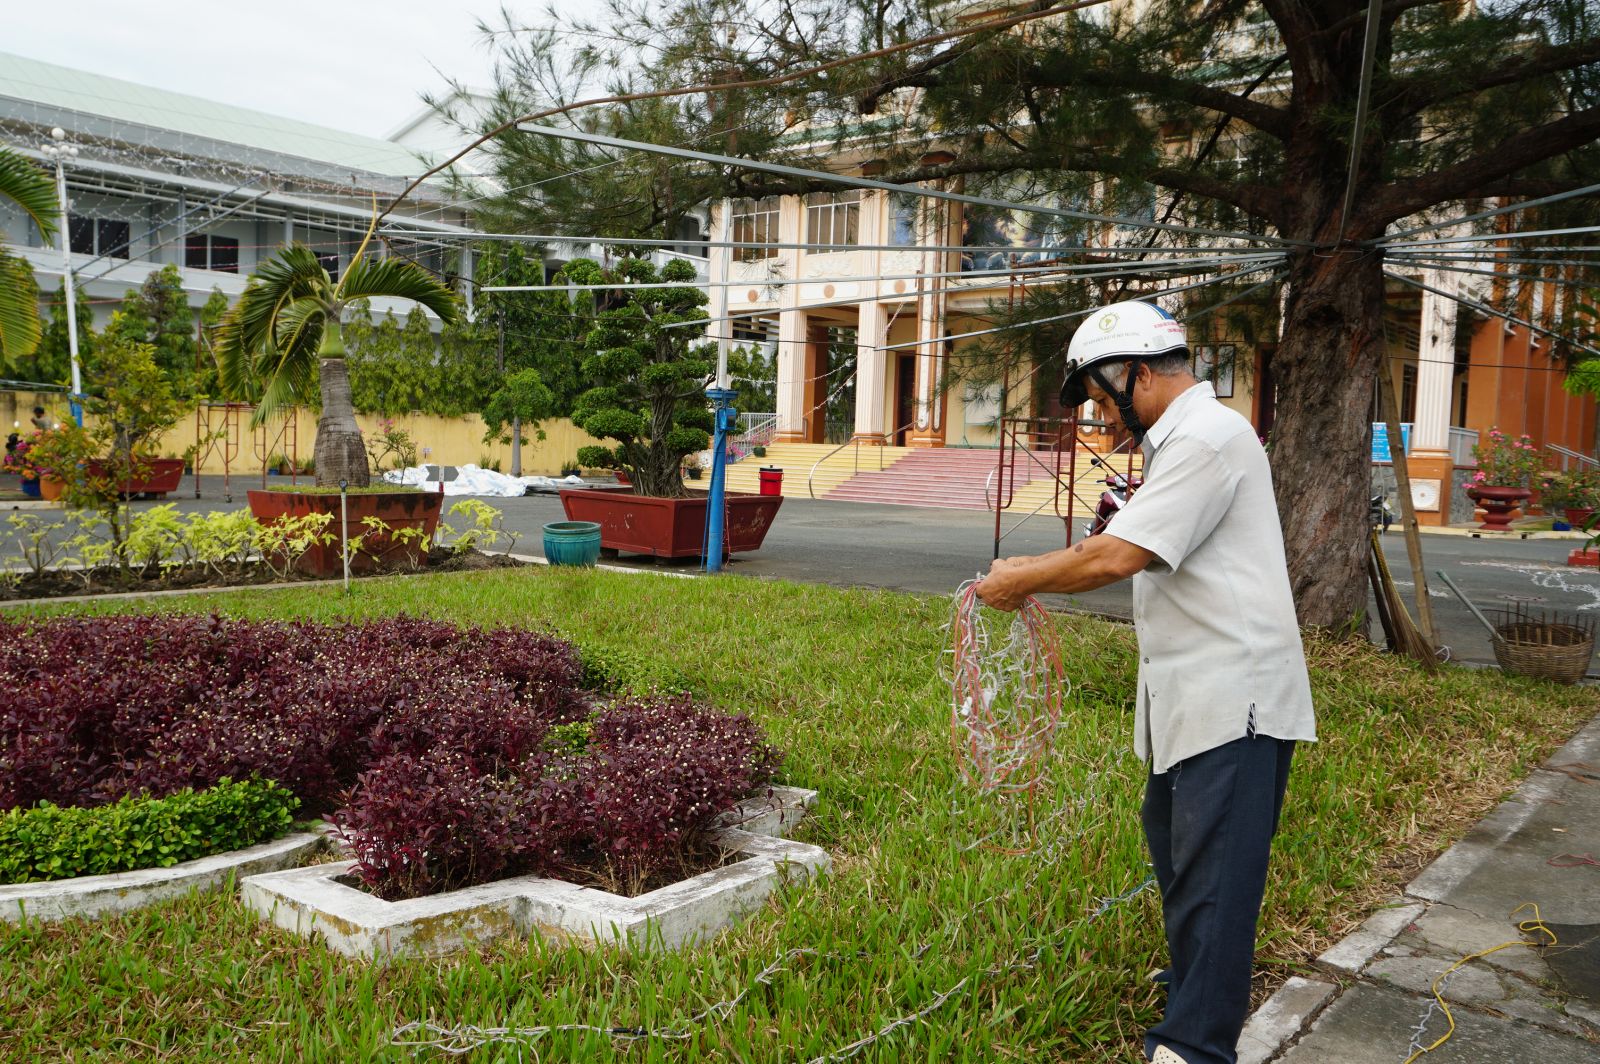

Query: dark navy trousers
[{"left": 1141, "top": 735, "right": 1295, "bottom": 1064}]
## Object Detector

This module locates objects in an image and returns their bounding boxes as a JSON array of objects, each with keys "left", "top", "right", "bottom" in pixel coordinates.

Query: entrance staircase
[{"left": 723, "top": 442, "right": 1141, "bottom": 514}]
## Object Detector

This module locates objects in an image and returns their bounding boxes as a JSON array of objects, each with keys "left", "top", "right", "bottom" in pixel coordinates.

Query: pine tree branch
[
  {"left": 863, "top": 54, "right": 1292, "bottom": 140},
  {"left": 1032, "top": 67, "right": 1294, "bottom": 140},
  {"left": 1313, "top": 0, "right": 1447, "bottom": 40},
  {"left": 1143, "top": 166, "right": 1284, "bottom": 225},
  {"left": 1362, "top": 104, "right": 1600, "bottom": 227},
  {"left": 1387, "top": 34, "right": 1600, "bottom": 117},
  {"left": 735, "top": 149, "right": 1281, "bottom": 227}
]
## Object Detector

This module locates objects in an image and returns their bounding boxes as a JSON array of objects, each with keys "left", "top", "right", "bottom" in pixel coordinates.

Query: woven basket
[{"left": 1492, "top": 621, "right": 1596, "bottom": 685}]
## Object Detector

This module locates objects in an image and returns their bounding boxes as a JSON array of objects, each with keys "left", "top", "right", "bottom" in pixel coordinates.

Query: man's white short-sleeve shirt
[{"left": 1104, "top": 381, "right": 1316, "bottom": 773}]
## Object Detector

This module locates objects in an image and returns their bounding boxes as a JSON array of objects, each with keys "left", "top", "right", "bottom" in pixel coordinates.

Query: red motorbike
[{"left": 1085, "top": 461, "right": 1142, "bottom": 538}]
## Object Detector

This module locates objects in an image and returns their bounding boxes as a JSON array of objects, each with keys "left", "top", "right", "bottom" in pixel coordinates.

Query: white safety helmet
[{"left": 1060, "top": 300, "right": 1190, "bottom": 408}]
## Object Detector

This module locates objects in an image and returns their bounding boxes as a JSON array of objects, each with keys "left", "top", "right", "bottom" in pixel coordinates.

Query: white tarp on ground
[{"left": 381, "top": 465, "right": 590, "bottom": 497}]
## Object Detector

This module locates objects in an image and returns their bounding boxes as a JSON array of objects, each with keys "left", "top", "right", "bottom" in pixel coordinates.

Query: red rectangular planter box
[
  {"left": 558, "top": 487, "right": 783, "bottom": 559},
  {"left": 247, "top": 489, "right": 444, "bottom": 575},
  {"left": 86, "top": 458, "right": 186, "bottom": 497}
]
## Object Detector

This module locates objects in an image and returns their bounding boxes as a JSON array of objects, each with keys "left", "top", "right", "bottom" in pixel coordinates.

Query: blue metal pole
[{"left": 704, "top": 387, "right": 737, "bottom": 573}]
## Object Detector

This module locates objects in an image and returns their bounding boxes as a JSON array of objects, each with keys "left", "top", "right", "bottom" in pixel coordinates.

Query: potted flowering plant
[
  {"left": 2, "top": 430, "right": 49, "bottom": 497},
  {"left": 1540, "top": 468, "right": 1600, "bottom": 528},
  {"left": 1465, "top": 428, "right": 1545, "bottom": 530}
]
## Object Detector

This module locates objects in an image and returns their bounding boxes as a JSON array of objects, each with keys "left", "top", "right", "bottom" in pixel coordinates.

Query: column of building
[
  {"left": 1403, "top": 267, "right": 1461, "bottom": 525},
  {"left": 853, "top": 187, "right": 890, "bottom": 443},
  {"left": 772, "top": 195, "right": 811, "bottom": 443},
  {"left": 907, "top": 152, "right": 957, "bottom": 448}
]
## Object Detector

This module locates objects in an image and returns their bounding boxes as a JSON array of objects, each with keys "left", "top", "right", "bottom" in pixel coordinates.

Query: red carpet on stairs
[{"left": 824, "top": 449, "right": 1059, "bottom": 510}]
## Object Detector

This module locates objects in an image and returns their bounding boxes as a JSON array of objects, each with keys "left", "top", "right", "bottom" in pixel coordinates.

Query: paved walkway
[{"left": 1239, "top": 714, "right": 1600, "bottom": 1062}]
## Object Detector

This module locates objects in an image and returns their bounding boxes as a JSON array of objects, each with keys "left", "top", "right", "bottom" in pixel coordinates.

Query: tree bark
[
  {"left": 1270, "top": 249, "right": 1387, "bottom": 630},
  {"left": 314, "top": 321, "right": 370, "bottom": 488}
]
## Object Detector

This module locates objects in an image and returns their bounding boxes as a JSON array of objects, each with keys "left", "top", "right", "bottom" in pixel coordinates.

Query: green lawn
[{"left": 2, "top": 567, "right": 1594, "bottom": 1062}]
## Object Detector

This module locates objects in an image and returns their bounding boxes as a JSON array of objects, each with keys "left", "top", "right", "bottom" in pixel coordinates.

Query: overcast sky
[{"left": 5, "top": 1, "right": 600, "bottom": 136}]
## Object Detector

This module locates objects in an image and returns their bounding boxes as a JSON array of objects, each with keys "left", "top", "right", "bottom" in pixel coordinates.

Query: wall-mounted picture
[{"left": 1193, "top": 343, "right": 1236, "bottom": 398}]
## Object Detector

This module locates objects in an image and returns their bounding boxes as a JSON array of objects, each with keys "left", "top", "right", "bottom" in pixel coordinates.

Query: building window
[
  {"left": 890, "top": 193, "right": 920, "bottom": 247},
  {"left": 806, "top": 190, "right": 860, "bottom": 249},
  {"left": 185, "top": 234, "right": 240, "bottom": 272},
  {"left": 67, "top": 216, "right": 133, "bottom": 258},
  {"left": 68, "top": 216, "right": 94, "bottom": 255},
  {"left": 99, "top": 220, "right": 131, "bottom": 259},
  {"left": 1192, "top": 343, "right": 1237, "bottom": 398},
  {"left": 210, "top": 236, "right": 239, "bottom": 273},
  {"left": 730, "top": 197, "right": 780, "bottom": 262},
  {"left": 315, "top": 250, "right": 340, "bottom": 277}
]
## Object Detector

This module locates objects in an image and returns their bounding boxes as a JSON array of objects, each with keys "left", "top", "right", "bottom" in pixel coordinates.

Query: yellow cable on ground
[{"left": 1401, "top": 902, "right": 1558, "bottom": 1063}]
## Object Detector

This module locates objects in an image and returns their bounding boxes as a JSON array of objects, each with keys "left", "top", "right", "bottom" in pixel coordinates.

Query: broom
[{"left": 1369, "top": 525, "right": 1438, "bottom": 669}]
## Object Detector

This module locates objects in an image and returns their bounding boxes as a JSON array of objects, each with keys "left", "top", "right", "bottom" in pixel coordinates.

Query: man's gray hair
[{"left": 1096, "top": 351, "right": 1193, "bottom": 391}]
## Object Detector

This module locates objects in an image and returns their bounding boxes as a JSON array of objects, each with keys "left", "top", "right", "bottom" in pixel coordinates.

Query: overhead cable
[
  {"left": 881, "top": 263, "right": 1286, "bottom": 351},
  {"left": 481, "top": 253, "right": 1285, "bottom": 294},
  {"left": 380, "top": 0, "right": 1125, "bottom": 221},
  {"left": 518, "top": 123, "right": 1299, "bottom": 247},
  {"left": 1377, "top": 181, "right": 1600, "bottom": 244},
  {"left": 1384, "top": 270, "right": 1600, "bottom": 362}
]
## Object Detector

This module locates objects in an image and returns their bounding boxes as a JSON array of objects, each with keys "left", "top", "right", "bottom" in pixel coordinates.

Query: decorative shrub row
[
  {"left": 0, "top": 778, "right": 298, "bottom": 884},
  {"left": 334, "top": 694, "right": 781, "bottom": 900},
  {"left": 2, "top": 615, "right": 782, "bottom": 898},
  {"left": 0, "top": 614, "right": 586, "bottom": 812}
]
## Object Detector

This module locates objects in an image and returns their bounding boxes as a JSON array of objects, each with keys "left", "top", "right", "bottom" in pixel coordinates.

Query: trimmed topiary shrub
[
  {"left": 0, "top": 615, "right": 585, "bottom": 812},
  {"left": 0, "top": 778, "right": 298, "bottom": 883},
  {"left": 333, "top": 694, "right": 781, "bottom": 900}
]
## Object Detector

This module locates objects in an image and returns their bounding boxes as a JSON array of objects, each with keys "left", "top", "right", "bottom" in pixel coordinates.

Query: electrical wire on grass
[
  {"left": 384, "top": 866, "right": 1158, "bottom": 1062},
  {"left": 382, "top": 589, "right": 1117, "bottom": 1062},
  {"left": 1400, "top": 902, "right": 1557, "bottom": 1063}
]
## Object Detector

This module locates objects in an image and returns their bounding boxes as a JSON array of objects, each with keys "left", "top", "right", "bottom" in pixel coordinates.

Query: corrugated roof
[{"left": 0, "top": 51, "right": 434, "bottom": 178}]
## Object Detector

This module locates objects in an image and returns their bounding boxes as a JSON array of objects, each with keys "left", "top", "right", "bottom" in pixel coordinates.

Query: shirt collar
[{"left": 1141, "top": 380, "right": 1215, "bottom": 456}]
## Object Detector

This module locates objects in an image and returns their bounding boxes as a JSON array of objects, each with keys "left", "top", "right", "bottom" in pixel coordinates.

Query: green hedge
[{"left": 0, "top": 778, "right": 299, "bottom": 884}]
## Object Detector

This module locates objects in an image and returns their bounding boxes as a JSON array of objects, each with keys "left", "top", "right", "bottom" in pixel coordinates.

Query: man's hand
[
  {"left": 974, "top": 535, "right": 1156, "bottom": 611},
  {"left": 975, "top": 557, "right": 1032, "bottom": 612}
]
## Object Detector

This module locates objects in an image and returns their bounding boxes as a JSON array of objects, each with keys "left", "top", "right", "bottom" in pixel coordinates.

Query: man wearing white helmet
[{"left": 976, "top": 300, "right": 1315, "bottom": 1064}]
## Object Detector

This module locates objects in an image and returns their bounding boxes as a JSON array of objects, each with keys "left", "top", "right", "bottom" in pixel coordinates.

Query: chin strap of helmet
[{"left": 1088, "top": 361, "right": 1149, "bottom": 445}]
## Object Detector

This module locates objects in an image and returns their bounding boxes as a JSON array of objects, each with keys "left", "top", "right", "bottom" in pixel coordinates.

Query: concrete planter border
[
  {"left": 1, "top": 829, "right": 327, "bottom": 924},
  {"left": 241, "top": 786, "right": 824, "bottom": 961}
]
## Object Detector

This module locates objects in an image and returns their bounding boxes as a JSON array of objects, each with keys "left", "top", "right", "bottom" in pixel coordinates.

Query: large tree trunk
[
  {"left": 314, "top": 321, "right": 370, "bottom": 488},
  {"left": 1270, "top": 250, "right": 1387, "bottom": 630},
  {"left": 633, "top": 389, "right": 688, "bottom": 498}
]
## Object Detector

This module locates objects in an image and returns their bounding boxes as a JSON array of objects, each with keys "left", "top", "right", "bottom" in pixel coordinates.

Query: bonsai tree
[
  {"left": 570, "top": 257, "right": 715, "bottom": 497},
  {"left": 0, "top": 147, "right": 57, "bottom": 367},
  {"left": 215, "top": 219, "right": 459, "bottom": 487}
]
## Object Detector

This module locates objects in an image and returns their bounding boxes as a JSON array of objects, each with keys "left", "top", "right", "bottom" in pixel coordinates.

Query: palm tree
[
  {"left": 216, "top": 220, "right": 459, "bottom": 487},
  {"left": 0, "top": 147, "right": 60, "bottom": 369}
]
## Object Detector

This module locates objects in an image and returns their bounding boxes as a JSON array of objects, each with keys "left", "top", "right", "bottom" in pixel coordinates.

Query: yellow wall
[
  {"left": 167, "top": 411, "right": 606, "bottom": 477},
  {"left": 3, "top": 388, "right": 611, "bottom": 478},
  {"left": 3, "top": 391, "right": 64, "bottom": 436}
]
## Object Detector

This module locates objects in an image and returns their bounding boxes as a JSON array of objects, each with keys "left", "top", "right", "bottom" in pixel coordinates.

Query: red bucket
[{"left": 758, "top": 467, "right": 783, "bottom": 497}]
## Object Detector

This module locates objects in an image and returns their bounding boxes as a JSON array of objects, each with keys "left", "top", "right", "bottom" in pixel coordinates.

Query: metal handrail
[
  {"left": 988, "top": 420, "right": 1141, "bottom": 557},
  {"left": 807, "top": 420, "right": 916, "bottom": 499},
  {"left": 983, "top": 440, "right": 1088, "bottom": 510},
  {"left": 1549, "top": 442, "right": 1599, "bottom": 470}
]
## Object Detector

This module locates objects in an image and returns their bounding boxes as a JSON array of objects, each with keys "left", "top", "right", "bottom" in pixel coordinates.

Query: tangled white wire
[{"left": 947, "top": 578, "right": 1068, "bottom": 798}]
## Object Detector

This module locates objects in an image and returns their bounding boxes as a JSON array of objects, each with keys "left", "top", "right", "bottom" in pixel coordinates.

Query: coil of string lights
[{"left": 947, "top": 579, "right": 1066, "bottom": 800}]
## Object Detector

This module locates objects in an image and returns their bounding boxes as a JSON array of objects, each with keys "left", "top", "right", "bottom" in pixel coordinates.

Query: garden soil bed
[{"left": 0, "top": 548, "right": 527, "bottom": 602}]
